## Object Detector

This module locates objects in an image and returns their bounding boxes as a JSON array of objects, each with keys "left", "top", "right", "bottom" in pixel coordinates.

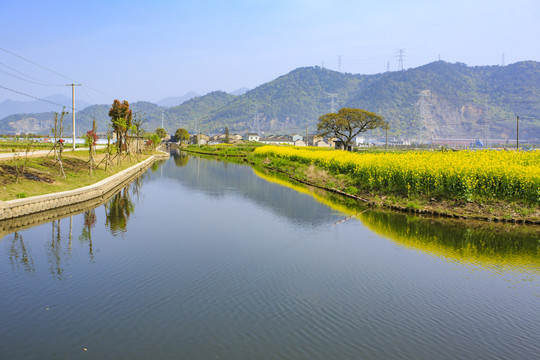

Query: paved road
[{"left": 0, "top": 146, "right": 106, "bottom": 161}]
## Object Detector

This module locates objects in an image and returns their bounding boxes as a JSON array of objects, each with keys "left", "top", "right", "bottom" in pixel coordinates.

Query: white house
[{"left": 243, "top": 133, "right": 260, "bottom": 142}]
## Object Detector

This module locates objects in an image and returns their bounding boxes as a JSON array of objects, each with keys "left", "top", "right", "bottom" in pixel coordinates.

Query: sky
[{"left": 1, "top": 0, "right": 539, "bottom": 106}]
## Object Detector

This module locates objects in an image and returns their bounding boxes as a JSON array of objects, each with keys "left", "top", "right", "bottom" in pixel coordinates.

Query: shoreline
[
  {"left": 0, "top": 151, "right": 169, "bottom": 222},
  {"left": 254, "top": 163, "right": 540, "bottom": 225}
]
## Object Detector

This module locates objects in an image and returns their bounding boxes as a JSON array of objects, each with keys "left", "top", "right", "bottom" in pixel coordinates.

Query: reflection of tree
[
  {"left": 79, "top": 209, "right": 96, "bottom": 261},
  {"left": 47, "top": 219, "right": 67, "bottom": 280},
  {"left": 105, "top": 187, "right": 135, "bottom": 234},
  {"left": 130, "top": 176, "right": 144, "bottom": 202},
  {"left": 173, "top": 151, "right": 189, "bottom": 167},
  {"left": 9, "top": 232, "right": 35, "bottom": 273}
]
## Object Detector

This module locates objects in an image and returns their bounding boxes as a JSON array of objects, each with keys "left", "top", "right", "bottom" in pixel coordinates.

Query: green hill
[{"left": 1, "top": 61, "right": 539, "bottom": 141}]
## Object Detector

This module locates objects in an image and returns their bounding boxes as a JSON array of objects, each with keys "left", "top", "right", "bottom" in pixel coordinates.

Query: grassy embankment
[
  {"left": 183, "top": 143, "right": 263, "bottom": 156},
  {"left": 0, "top": 148, "right": 158, "bottom": 201},
  {"left": 181, "top": 144, "right": 540, "bottom": 222}
]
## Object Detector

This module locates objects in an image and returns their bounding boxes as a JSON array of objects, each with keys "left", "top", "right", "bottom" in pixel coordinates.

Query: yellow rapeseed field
[{"left": 254, "top": 146, "right": 540, "bottom": 203}]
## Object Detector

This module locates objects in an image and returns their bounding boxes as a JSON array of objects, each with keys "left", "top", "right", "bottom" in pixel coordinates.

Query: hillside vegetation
[{"left": 1, "top": 61, "right": 539, "bottom": 141}]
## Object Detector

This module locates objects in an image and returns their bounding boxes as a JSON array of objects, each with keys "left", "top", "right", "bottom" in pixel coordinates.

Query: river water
[{"left": 1, "top": 152, "right": 539, "bottom": 359}]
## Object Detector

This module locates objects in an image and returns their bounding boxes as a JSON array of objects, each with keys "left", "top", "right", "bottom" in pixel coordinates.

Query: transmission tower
[
  {"left": 252, "top": 105, "right": 262, "bottom": 134},
  {"left": 387, "top": 61, "right": 390, "bottom": 72},
  {"left": 326, "top": 93, "right": 338, "bottom": 113},
  {"left": 502, "top": 53, "right": 505, "bottom": 66},
  {"left": 338, "top": 55, "right": 342, "bottom": 72},
  {"left": 396, "top": 49, "right": 405, "bottom": 71}
]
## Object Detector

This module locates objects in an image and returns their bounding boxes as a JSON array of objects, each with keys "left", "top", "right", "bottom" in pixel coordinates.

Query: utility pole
[
  {"left": 516, "top": 115, "right": 519, "bottom": 150},
  {"left": 385, "top": 125, "right": 388, "bottom": 152},
  {"left": 66, "top": 83, "right": 81, "bottom": 151}
]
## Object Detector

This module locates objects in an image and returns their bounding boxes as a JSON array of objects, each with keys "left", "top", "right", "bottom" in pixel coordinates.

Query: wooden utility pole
[
  {"left": 66, "top": 84, "right": 81, "bottom": 151},
  {"left": 516, "top": 115, "right": 519, "bottom": 151},
  {"left": 385, "top": 125, "right": 389, "bottom": 152}
]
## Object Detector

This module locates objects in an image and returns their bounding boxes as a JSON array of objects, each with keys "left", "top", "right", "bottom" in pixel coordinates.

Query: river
[{"left": 1, "top": 151, "right": 539, "bottom": 359}]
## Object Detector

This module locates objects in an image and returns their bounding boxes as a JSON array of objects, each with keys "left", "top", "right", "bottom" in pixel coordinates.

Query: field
[{"left": 254, "top": 146, "right": 540, "bottom": 204}]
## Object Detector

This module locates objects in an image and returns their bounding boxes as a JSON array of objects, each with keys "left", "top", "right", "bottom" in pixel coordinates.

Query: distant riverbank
[{"left": 181, "top": 144, "right": 540, "bottom": 224}]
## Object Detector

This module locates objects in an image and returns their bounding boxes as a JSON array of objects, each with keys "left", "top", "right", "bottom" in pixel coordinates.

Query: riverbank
[
  {"left": 180, "top": 144, "right": 540, "bottom": 224},
  {"left": 0, "top": 149, "right": 169, "bottom": 221}
]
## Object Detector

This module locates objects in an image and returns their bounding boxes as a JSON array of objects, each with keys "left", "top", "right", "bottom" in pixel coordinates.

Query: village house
[
  {"left": 191, "top": 133, "right": 210, "bottom": 145},
  {"left": 243, "top": 133, "right": 260, "bottom": 142},
  {"left": 259, "top": 135, "right": 294, "bottom": 145}
]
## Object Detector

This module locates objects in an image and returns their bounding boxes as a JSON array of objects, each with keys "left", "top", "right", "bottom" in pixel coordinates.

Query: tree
[
  {"left": 317, "top": 108, "right": 386, "bottom": 150},
  {"left": 174, "top": 128, "right": 189, "bottom": 144},
  {"left": 225, "top": 126, "right": 230, "bottom": 143},
  {"left": 108, "top": 100, "right": 132, "bottom": 154},
  {"left": 156, "top": 127, "right": 167, "bottom": 139},
  {"left": 144, "top": 132, "right": 160, "bottom": 152}
]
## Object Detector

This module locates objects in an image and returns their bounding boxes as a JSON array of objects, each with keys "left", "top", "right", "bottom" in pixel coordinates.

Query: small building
[
  {"left": 291, "top": 134, "right": 303, "bottom": 142},
  {"left": 244, "top": 133, "right": 260, "bottom": 142},
  {"left": 314, "top": 140, "right": 330, "bottom": 147},
  {"left": 294, "top": 139, "right": 306, "bottom": 147},
  {"left": 192, "top": 133, "right": 209, "bottom": 145},
  {"left": 259, "top": 135, "right": 294, "bottom": 145},
  {"left": 334, "top": 140, "right": 354, "bottom": 151}
]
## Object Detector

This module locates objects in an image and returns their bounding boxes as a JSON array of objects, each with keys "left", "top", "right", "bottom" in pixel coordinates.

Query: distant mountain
[
  {"left": 156, "top": 92, "right": 199, "bottom": 107},
  {"left": 0, "top": 92, "right": 236, "bottom": 135},
  {"left": 0, "top": 94, "right": 90, "bottom": 119},
  {"left": 199, "top": 61, "right": 540, "bottom": 140},
  {"left": 1, "top": 61, "right": 539, "bottom": 141},
  {"left": 230, "top": 87, "right": 250, "bottom": 96}
]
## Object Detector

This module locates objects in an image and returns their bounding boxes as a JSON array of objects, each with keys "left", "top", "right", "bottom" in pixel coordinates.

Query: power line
[
  {"left": 0, "top": 85, "right": 68, "bottom": 108},
  {"left": 0, "top": 62, "right": 64, "bottom": 86},
  {"left": 0, "top": 47, "right": 115, "bottom": 99},
  {"left": 0, "top": 47, "right": 77, "bottom": 82}
]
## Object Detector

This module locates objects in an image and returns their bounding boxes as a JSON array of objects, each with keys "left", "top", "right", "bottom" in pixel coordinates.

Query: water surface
[{"left": 1, "top": 152, "right": 539, "bottom": 359}]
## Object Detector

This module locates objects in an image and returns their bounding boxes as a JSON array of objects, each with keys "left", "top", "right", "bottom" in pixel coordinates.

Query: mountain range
[
  {"left": 0, "top": 94, "right": 90, "bottom": 119},
  {"left": 1, "top": 61, "right": 539, "bottom": 142}
]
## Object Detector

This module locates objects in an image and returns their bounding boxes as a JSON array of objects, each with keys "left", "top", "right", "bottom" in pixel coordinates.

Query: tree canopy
[
  {"left": 156, "top": 127, "right": 167, "bottom": 139},
  {"left": 108, "top": 100, "right": 133, "bottom": 153},
  {"left": 317, "top": 108, "right": 386, "bottom": 150},
  {"left": 174, "top": 128, "right": 189, "bottom": 144}
]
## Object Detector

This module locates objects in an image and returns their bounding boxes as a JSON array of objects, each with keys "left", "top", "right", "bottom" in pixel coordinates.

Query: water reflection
[
  {"left": 105, "top": 186, "right": 135, "bottom": 235},
  {"left": 8, "top": 232, "right": 34, "bottom": 273},
  {"left": 79, "top": 209, "right": 96, "bottom": 261},
  {"left": 254, "top": 167, "right": 540, "bottom": 275},
  {"left": 1, "top": 179, "right": 142, "bottom": 279},
  {"left": 163, "top": 151, "right": 342, "bottom": 227},
  {"left": 173, "top": 151, "right": 189, "bottom": 167},
  {"left": 47, "top": 219, "right": 70, "bottom": 279}
]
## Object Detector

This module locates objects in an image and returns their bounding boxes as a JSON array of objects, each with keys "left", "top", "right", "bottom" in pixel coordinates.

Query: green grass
[{"left": 0, "top": 149, "right": 155, "bottom": 201}]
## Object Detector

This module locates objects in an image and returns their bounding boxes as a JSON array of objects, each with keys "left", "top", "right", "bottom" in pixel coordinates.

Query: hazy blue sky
[{"left": 1, "top": 0, "right": 539, "bottom": 105}]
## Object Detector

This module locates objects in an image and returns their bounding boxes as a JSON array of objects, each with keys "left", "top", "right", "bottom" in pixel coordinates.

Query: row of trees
[
  {"left": 108, "top": 100, "right": 384, "bottom": 152},
  {"left": 150, "top": 107, "right": 384, "bottom": 151}
]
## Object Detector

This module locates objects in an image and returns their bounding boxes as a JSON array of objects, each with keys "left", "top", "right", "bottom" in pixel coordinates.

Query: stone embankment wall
[{"left": 0, "top": 153, "right": 169, "bottom": 221}]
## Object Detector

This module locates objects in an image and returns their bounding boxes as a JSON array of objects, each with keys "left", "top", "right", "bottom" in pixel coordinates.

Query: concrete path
[{"left": 0, "top": 146, "right": 106, "bottom": 161}]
